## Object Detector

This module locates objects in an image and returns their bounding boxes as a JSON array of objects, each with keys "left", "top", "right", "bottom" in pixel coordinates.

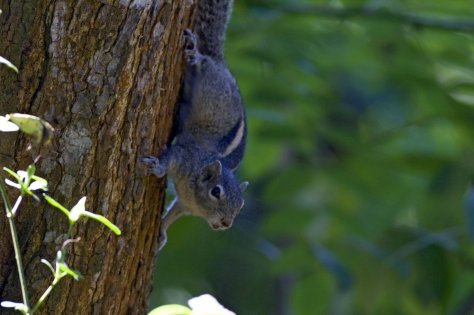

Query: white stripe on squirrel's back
[{"left": 220, "top": 118, "right": 245, "bottom": 158}]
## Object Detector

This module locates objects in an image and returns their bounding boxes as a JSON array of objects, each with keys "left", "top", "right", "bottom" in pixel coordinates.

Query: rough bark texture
[{"left": 0, "top": 0, "right": 193, "bottom": 314}]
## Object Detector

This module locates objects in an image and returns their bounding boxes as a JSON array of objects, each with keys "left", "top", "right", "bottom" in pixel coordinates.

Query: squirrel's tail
[{"left": 195, "top": 0, "right": 233, "bottom": 62}]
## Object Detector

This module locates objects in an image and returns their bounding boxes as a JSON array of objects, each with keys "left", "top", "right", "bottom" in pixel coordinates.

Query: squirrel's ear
[
  {"left": 239, "top": 181, "right": 249, "bottom": 192},
  {"left": 201, "top": 160, "right": 222, "bottom": 181}
]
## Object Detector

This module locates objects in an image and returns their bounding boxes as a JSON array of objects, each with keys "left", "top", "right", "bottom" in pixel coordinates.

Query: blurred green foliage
[{"left": 149, "top": 0, "right": 474, "bottom": 314}]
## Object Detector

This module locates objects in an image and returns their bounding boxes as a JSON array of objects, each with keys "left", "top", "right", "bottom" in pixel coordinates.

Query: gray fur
[
  {"left": 195, "top": 0, "right": 233, "bottom": 61},
  {"left": 142, "top": 0, "right": 247, "bottom": 251}
]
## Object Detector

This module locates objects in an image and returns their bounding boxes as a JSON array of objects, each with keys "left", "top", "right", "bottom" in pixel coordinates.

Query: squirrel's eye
[{"left": 210, "top": 186, "right": 222, "bottom": 199}]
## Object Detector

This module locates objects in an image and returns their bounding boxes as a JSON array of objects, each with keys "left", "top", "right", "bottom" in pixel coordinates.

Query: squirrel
[{"left": 142, "top": 0, "right": 248, "bottom": 250}]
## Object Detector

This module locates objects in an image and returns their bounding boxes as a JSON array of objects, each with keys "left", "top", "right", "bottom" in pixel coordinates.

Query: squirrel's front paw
[{"left": 141, "top": 155, "right": 167, "bottom": 178}]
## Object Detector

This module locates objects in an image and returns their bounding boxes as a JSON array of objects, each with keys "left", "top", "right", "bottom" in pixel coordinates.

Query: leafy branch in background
[{"left": 275, "top": 4, "right": 474, "bottom": 32}]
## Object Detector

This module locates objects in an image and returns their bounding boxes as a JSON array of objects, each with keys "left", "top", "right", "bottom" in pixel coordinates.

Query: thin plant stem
[
  {"left": 30, "top": 275, "right": 61, "bottom": 314},
  {"left": 7, "top": 212, "right": 31, "bottom": 313},
  {"left": 0, "top": 181, "right": 30, "bottom": 312}
]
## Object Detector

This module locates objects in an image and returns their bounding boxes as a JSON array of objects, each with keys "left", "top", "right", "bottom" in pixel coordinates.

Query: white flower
[{"left": 188, "top": 294, "right": 235, "bottom": 315}]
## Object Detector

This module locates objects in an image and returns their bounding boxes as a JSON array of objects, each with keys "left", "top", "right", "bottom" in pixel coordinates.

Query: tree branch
[{"left": 277, "top": 4, "right": 474, "bottom": 32}]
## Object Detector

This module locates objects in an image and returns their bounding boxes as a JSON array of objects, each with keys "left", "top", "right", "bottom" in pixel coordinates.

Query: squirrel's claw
[
  {"left": 183, "top": 28, "right": 197, "bottom": 49},
  {"left": 157, "top": 227, "right": 167, "bottom": 251},
  {"left": 183, "top": 29, "right": 202, "bottom": 65}
]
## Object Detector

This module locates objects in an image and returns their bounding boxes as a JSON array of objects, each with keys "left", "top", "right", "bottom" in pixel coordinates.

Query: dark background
[{"left": 149, "top": 0, "right": 474, "bottom": 314}]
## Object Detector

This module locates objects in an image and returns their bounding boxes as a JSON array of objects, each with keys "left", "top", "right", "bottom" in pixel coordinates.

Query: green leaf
[
  {"left": 43, "top": 194, "right": 70, "bottom": 217},
  {"left": 0, "top": 56, "right": 19, "bottom": 73},
  {"left": 15, "top": 164, "right": 38, "bottom": 196},
  {"left": 0, "top": 116, "right": 19, "bottom": 132},
  {"left": 81, "top": 211, "right": 122, "bottom": 235},
  {"left": 31, "top": 174, "right": 47, "bottom": 182},
  {"left": 6, "top": 113, "right": 54, "bottom": 145},
  {"left": 26, "top": 164, "right": 35, "bottom": 187},
  {"left": 3, "top": 167, "right": 20, "bottom": 182},
  {"left": 67, "top": 196, "right": 121, "bottom": 235},
  {"left": 450, "top": 90, "right": 474, "bottom": 106},
  {"left": 147, "top": 305, "right": 191, "bottom": 315},
  {"left": 58, "top": 262, "right": 82, "bottom": 281}
]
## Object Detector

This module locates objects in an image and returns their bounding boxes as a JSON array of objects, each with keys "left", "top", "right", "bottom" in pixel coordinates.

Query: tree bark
[{"left": 0, "top": 1, "right": 193, "bottom": 314}]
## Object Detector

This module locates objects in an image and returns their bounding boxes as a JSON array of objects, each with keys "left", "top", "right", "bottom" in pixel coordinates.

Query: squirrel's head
[{"left": 195, "top": 160, "right": 248, "bottom": 230}]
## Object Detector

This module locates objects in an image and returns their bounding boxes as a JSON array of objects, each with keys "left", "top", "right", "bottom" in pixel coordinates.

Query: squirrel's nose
[{"left": 220, "top": 218, "right": 232, "bottom": 228}]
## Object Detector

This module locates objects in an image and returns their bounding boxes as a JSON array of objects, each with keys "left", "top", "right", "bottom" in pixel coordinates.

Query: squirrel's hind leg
[
  {"left": 158, "top": 198, "right": 189, "bottom": 251},
  {"left": 183, "top": 29, "right": 203, "bottom": 66}
]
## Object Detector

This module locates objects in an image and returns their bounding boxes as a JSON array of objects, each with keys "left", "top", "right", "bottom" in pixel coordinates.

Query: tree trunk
[{"left": 0, "top": 1, "right": 193, "bottom": 314}]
